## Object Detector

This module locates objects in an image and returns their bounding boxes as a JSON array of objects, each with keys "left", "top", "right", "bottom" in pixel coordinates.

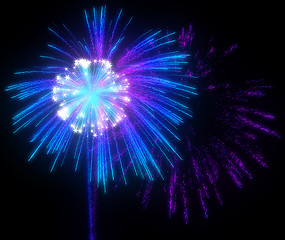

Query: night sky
[{"left": 1, "top": 1, "right": 284, "bottom": 239}]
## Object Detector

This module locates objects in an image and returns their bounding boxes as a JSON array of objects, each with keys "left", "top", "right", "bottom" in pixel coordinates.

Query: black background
[{"left": 1, "top": 1, "right": 284, "bottom": 239}]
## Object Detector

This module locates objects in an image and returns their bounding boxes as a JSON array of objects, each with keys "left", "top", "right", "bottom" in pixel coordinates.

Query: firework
[
  {"left": 6, "top": 7, "right": 197, "bottom": 191},
  {"left": 6, "top": 6, "right": 199, "bottom": 239},
  {"left": 137, "top": 24, "right": 280, "bottom": 222}
]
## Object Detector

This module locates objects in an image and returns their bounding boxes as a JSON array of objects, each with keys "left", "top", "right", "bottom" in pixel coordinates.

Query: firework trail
[
  {"left": 137, "top": 24, "right": 280, "bottom": 223},
  {"left": 6, "top": 6, "right": 197, "bottom": 239}
]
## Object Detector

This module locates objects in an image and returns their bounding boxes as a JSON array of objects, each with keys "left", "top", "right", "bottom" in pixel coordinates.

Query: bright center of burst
[{"left": 52, "top": 59, "right": 130, "bottom": 137}]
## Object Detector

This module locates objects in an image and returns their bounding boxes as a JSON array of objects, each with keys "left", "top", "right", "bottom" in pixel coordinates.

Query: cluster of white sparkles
[{"left": 52, "top": 58, "right": 130, "bottom": 137}]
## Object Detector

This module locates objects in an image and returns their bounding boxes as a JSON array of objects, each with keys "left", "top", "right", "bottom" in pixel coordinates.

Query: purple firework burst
[{"left": 137, "top": 24, "right": 280, "bottom": 223}]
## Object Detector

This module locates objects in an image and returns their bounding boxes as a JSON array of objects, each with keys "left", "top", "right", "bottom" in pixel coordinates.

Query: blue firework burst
[{"left": 6, "top": 6, "right": 197, "bottom": 192}]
